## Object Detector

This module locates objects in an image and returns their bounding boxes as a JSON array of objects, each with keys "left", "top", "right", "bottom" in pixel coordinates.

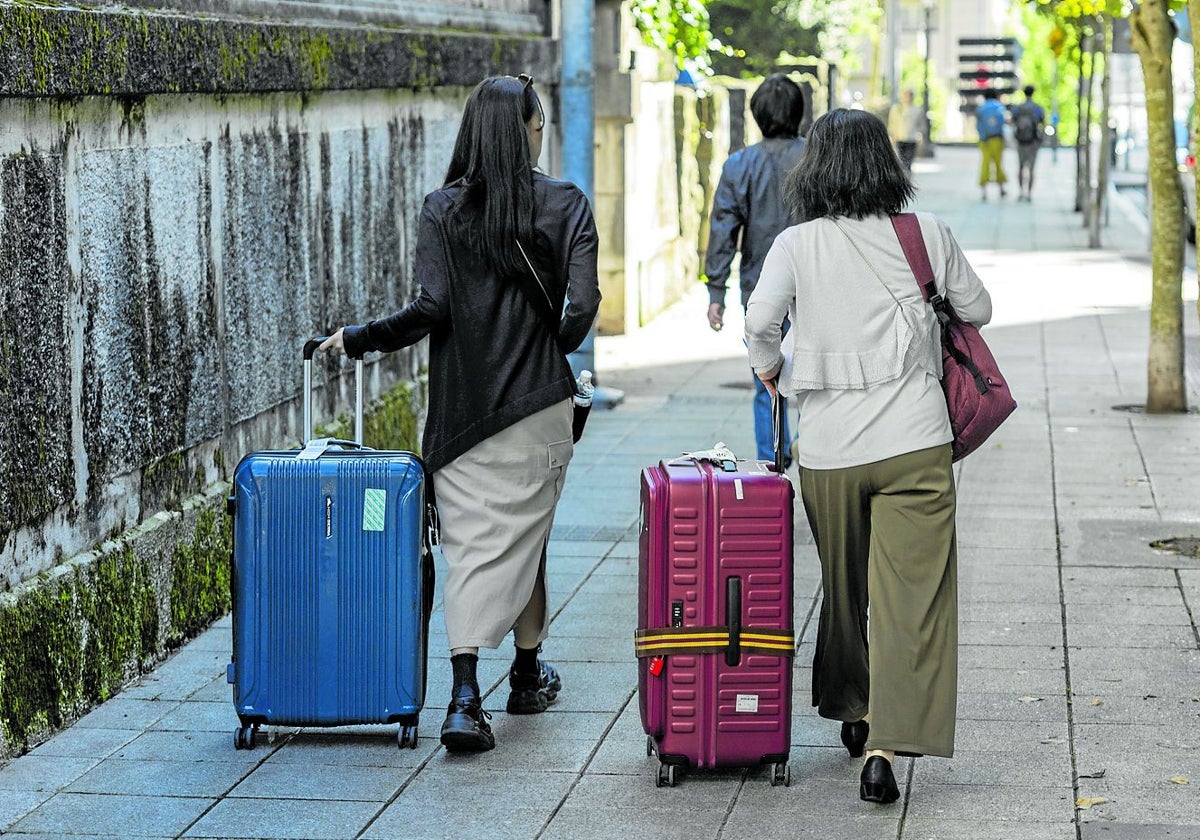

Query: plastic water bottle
[{"left": 574, "top": 370, "right": 594, "bottom": 408}]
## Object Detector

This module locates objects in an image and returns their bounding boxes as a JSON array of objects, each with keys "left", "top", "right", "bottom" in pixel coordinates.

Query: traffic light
[{"left": 957, "top": 37, "right": 1019, "bottom": 111}]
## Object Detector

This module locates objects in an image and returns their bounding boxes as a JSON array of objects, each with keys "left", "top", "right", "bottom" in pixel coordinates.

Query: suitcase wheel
[
  {"left": 645, "top": 735, "right": 655, "bottom": 757},
  {"left": 397, "top": 725, "right": 418, "bottom": 750},
  {"left": 655, "top": 762, "right": 679, "bottom": 788},
  {"left": 234, "top": 725, "right": 257, "bottom": 750},
  {"left": 770, "top": 761, "right": 791, "bottom": 787}
]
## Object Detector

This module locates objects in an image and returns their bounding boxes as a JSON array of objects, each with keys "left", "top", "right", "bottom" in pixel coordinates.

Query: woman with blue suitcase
[{"left": 320, "top": 74, "right": 601, "bottom": 752}]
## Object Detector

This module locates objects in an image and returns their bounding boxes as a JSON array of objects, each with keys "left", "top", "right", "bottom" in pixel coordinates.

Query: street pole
[
  {"left": 888, "top": 0, "right": 900, "bottom": 104},
  {"left": 920, "top": 0, "right": 935, "bottom": 156},
  {"left": 561, "top": 0, "right": 623, "bottom": 409}
]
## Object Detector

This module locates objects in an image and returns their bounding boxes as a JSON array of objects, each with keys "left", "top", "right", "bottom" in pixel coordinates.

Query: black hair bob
[
  {"left": 784, "top": 108, "right": 915, "bottom": 223},
  {"left": 750, "top": 74, "right": 805, "bottom": 139}
]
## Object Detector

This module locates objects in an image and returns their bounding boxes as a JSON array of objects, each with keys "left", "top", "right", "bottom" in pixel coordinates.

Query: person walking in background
[
  {"left": 745, "top": 109, "right": 992, "bottom": 804},
  {"left": 1011, "top": 85, "right": 1046, "bottom": 201},
  {"left": 704, "top": 73, "right": 805, "bottom": 466},
  {"left": 976, "top": 89, "right": 1008, "bottom": 200},
  {"left": 319, "top": 74, "right": 601, "bottom": 753},
  {"left": 888, "top": 88, "right": 923, "bottom": 171}
]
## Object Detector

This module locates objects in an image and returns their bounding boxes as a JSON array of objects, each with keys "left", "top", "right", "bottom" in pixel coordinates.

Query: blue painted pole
[{"left": 561, "top": 0, "right": 623, "bottom": 408}]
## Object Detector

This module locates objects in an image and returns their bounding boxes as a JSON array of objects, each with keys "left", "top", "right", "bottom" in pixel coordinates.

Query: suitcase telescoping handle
[
  {"left": 770, "top": 380, "right": 786, "bottom": 474},
  {"left": 303, "top": 337, "right": 364, "bottom": 445}
]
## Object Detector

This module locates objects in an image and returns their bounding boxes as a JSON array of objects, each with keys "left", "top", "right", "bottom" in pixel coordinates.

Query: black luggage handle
[
  {"left": 303, "top": 336, "right": 364, "bottom": 445},
  {"left": 725, "top": 577, "right": 742, "bottom": 667},
  {"left": 770, "top": 378, "right": 786, "bottom": 473}
]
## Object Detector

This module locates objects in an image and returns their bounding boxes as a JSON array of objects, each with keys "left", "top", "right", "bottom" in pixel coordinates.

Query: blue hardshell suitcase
[{"left": 227, "top": 339, "right": 436, "bottom": 750}]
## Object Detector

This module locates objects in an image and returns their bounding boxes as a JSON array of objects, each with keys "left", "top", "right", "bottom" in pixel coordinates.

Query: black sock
[
  {"left": 513, "top": 644, "right": 540, "bottom": 674},
  {"left": 450, "top": 653, "right": 479, "bottom": 701}
]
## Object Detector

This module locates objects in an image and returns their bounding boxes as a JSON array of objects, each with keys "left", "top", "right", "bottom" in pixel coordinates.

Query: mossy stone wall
[{"left": 0, "top": 0, "right": 550, "bottom": 761}]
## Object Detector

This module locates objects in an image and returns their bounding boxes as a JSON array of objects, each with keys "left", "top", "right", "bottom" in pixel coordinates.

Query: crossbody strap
[
  {"left": 513, "top": 239, "right": 561, "bottom": 338},
  {"left": 513, "top": 240, "right": 585, "bottom": 397},
  {"left": 829, "top": 218, "right": 905, "bottom": 309},
  {"left": 890, "top": 214, "right": 990, "bottom": 394},
  {"left": 890, "top": 214, "right": 942, "bottom": 313}
]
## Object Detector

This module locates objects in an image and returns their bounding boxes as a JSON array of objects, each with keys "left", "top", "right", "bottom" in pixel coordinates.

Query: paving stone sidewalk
[{"left": 2, "top": 146, "right": 1198, "bottom": 839}]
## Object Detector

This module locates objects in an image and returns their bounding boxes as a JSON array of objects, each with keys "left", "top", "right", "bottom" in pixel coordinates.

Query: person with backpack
[
  {"left": 1011, "top": 85, "right": 1046, "bottom": 201},
  {"left": 975, "top": 90, "right": 1008, "bottom": 201}
]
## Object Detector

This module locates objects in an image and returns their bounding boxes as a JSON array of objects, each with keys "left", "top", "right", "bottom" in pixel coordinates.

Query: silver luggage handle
[{"left": 302, "top": 337, "right": 364, "bottom": 445}]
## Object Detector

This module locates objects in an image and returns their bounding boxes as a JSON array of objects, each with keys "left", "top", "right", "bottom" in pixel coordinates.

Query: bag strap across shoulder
[
  {"left": 513, "top": 240, "right": 584, "bottom": 397},
  {"left": 890, "top": 214, "right": 939, "bottom": 304},
  {"left": 513, "top": 239, "right": 561, "bottom": 338},
  {"left": 890, "top": 214, "right": 990, "bottom": 395}
]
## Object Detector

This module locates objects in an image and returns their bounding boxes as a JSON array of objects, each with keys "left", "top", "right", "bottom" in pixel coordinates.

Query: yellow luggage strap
[{"left": 634, "top": 626, "right": 795, "bottom": 658}]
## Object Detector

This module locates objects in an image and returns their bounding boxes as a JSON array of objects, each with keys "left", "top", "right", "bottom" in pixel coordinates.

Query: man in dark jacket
[{"left": 705, "top": 74, "right": 805, "bottom": 464}]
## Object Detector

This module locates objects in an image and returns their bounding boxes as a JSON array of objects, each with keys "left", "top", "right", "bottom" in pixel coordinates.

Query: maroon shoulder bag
[{"left": 891, "top": 214, "right": 1016, "bottom": 461}]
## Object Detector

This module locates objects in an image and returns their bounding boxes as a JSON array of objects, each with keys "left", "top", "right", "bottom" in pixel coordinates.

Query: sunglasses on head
[{"left": 514, "top": 74, "right": 544, "bottom": 131}]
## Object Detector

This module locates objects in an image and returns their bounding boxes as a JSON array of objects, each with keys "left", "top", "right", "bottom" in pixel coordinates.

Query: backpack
[
  {"left": 977, "top": 102, "right": 1005, "bottom": 140},
  {"left": 1014, "top": 107, "right": 1039, "bottom": 144}
]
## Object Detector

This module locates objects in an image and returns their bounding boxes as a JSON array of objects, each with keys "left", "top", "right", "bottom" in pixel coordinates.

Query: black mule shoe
[
  {"left": 860, "top": 755, "right": 900, "bottom": 804},
  {"left": 840, "top": 720, "right": 869, "bottom": 758},
  {"left": 440, "top": 698, "right": 495, "bottom": 752},
  {"left": 506, "top": 659, "right": 562, "bottom": 714}
]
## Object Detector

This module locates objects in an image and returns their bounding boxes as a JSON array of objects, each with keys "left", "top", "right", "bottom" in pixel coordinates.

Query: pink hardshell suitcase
[{"left": 636, "top": 411, "right": 795, "bottom": 788}]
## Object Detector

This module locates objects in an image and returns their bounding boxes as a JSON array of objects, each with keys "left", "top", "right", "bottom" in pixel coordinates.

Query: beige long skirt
[{"left": 432, "top": 399, "right": 574, "bottom": 650}]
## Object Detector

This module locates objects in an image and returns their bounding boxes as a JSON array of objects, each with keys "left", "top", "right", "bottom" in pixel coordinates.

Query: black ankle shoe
[
  {"left": 440, "top": 698, "right": 495, "bottom": 752},
  {"left": 860, "top": 755, "right": 900, "bottom": 804},
  {"left": 506, "top": 660, "right": 562, "bottom": 714},
  {"left": 840, "top": 720, "right": 869, "bottom": 758}
]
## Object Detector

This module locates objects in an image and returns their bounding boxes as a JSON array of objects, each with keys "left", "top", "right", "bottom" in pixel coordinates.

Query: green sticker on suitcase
[{"left": 363, "top": 488, "right": 387, "bottom": 531}]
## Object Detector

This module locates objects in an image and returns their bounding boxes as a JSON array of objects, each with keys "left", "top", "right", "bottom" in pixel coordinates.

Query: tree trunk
[
  {"left": 1081, "top": 29, "right": 1096, "bottom": 228},
  {"left": 868, "top": 0, "right": 884, "bottom": 100},
  {"left": 1080, "top": 30, "right": 1089, "bottom": 211},
  {"left": 1192, "top": 0, "right": 1200, "bottom": 301},
  {"left": 1088, "top": 18, "right": 1111, "bottom": 248},
  {"left": 1131, "top": 0, "right": 1186, "bottom": 412}
]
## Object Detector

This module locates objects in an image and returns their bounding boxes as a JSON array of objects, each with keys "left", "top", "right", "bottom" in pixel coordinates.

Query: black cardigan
[{"left": 343, "top": 173, "right": 601, "bottom": 472}]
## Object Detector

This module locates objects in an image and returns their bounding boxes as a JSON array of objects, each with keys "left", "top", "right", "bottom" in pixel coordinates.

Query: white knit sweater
[{"left": 745, "top": 212, "right": 992, "bottom": 470}]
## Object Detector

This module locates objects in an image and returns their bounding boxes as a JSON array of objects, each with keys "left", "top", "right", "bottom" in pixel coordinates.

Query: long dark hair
[
  {"left": 784, "top": 109, "right": 915, "bottom": 223},
  {"left": 443, "top": 75, "right": 544, "bottom": 278}
]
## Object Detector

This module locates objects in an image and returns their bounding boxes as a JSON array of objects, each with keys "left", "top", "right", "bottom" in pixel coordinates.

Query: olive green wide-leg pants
[{"left": 800, "top": 444, "right": 958, "bottom": 758}]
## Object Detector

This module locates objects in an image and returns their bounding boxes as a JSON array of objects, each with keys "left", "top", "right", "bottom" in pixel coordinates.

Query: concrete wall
[
  {"left": 593, "top": 1, "right": 728, "bottom": 335},
  {"left": 0, "top": 0, "right": 554, "bottom": 759},
  {"left": 0, "top": 90, "right": 463, "bottom": 590}
]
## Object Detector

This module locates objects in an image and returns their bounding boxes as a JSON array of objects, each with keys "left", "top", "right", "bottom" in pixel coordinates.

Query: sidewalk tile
[
  {"left": 907, "top": 780, "right": 1075, "bottom": 822},
  {"left": 364, "top": 804, "right": 549, "bottom": 840},
  {"left": 182, "top": 797, "right": 377, "bottom": 839},
  {"left": 65, "top": 758, "right": 245, "bottom": 797},
  {"left": 902, "top": 817, "right": 1075, "bottom": 839},
  {"left": 227, "top": 760, "right": 404, "bottom": 801},
  {"left": 10, "top": 791, "right": 214, "bottom": 837}
]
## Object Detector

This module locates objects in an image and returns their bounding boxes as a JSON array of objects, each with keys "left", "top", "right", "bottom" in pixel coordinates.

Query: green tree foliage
[
  {"left": 708, "top": 0, "right": 819, "bottom": 77},
  {"left": 1018, "top": 6, "right": 1083, "bottom": 144},
  {"left": 630, "top": 0, "right": 721, "bottom": 71},
  {"left": 707, "top": 0, "right": 879, "bottom": 78}
]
